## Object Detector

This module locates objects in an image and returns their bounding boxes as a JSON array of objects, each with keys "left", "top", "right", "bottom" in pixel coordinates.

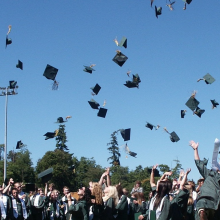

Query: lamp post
[{"left": 0, "top": 81, "right": 18, "bottom": 182}]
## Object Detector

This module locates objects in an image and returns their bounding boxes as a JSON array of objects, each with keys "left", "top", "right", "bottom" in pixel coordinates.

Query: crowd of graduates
[{"left": 1, "top": 140, "right": 220, "bottom": 220}]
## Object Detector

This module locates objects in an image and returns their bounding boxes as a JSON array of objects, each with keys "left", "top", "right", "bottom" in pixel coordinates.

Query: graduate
[
  {"left": 130, "top": 181, "right": 143, "bottom": 195},
  {"left": 11, "top": 188, "right": 28, "bottom": 220},
  {"left": 0, "top": 184, "right": 12, "bottom": 220},
  {"left": 189, "top": 140, "right": 220, "bottom": 220}
]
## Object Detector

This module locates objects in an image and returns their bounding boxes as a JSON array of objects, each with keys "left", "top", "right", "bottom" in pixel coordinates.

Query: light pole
[{"left": 0, "top": 81, "right": 18, "bottom": 182}]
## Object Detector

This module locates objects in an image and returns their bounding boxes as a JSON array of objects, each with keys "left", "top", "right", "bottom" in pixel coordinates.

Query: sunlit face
[
  {"left": 77, "top": 189, "right": 85, "bottom": 199},
  {"left": 12, "top": 190, "right": 18, "bottom": 199},
  {"left": 63, "top": 188, "right": 69, "bottom": 195},
  {"left": 14, "top": 183, "right": 21, "bottom": 193},
  {"left": 135, "top": 183, "right": 140, "bottom": 188}
]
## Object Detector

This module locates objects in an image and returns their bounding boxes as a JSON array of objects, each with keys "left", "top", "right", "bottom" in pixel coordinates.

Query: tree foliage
[{"left": 55, "top": 124, "right": 69, "bottom": 151}]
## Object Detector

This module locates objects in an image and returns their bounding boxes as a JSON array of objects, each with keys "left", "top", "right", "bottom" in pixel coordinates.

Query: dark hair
[
  {"left": 84, "top": 187, "right": 92, "bottom": 205},
  {"left": 135, "top": 181, "right": 141, "bottom": 186},
  {"left": 116, "top": 185, "right": 124, "bottom": 198},
  {"left": 154, "top": 180, "right": 171, "bottom": 210}
]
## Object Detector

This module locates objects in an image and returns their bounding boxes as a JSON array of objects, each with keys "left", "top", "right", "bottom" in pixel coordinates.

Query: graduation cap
[
  {"left": 166, "top": 1, "right": 175, "bottom": 10},
  {"left": 194, "top": 107, "right": 205, "bottom": 118},
  {"left": 185, "top": 95, "right": 200, "bottom": 111},
  {"left": 44, "top": 130, "right": 58, "bottom": 140},
  {"left": 181, "top": 110, "right": 187, "bottom": 118},
  {"left": 184, "top": 0, "right": 192, "bottom": 4},
  {"left": 120, "top": 128, "right": 131, "bottom": 141},
  {"left": 112, "top": 51, "right": 128, "bottom": 67},
  {"left": 25, "top": 183, "right": 35, "bottom": 192},
  {"left": 16, "top": 60, "right": 23, "bottom": 70},
  {"left": 91, "top": 84, "right": 101, "bottom": 95},
  {"left": 129, "top": 151, "right": 137, "bottom": 158},
  {"left": 118, "top": 37, "right": 127, "bottom": 48},
  {"left": 145, "top": 122, "right": 160, "bottom": 130},
  {"left": 83, "top": 65, "right": 95, "bottom": 74},
  {"left": 16, "top": 141, "right": 23, "bottom": 149},
  {"left": 6, "top": 36, "right": 12, "bottom": 48},
  {"left": 164, "top": 128, "right": 180, "bottom": 142},
  {"left": 124, "top": 81, "right": 139, "bottom": 88},
  {"left": 97, "top": 108, "right": 108, "bottom": 118},
  {"left": 56, "top": 117, "right": 66, "bottom": 123},
  {"left": 124, "top": 144, "right": 137, "bottom": 158},
  {"left": 88, "top": 99, "right": 100, "bottom": 110},
  {"left": 211, "top": 99, "right": 219, "bottom": 109},
  {"left": 197, "top": 73, "right": 215, "bottom": 84},
  {"left": 155, "top": 6, "right": 162, "bottom": 18},
  {"left": 9, "top": 80, "right": 17, "bottom": 89},
  {"left": 132, "top": 74, "right": 141, "bottom": 84},
  {"left": 43, "top": 64, "right": 59, "bottom": 90},
  {"left": 38, "top": 168, "right": 53, "bottom": 183}
]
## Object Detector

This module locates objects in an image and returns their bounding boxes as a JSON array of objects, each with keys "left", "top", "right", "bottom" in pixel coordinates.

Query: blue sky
[{"left": 0, "top": 0, "right": 220, "bottom": 182}]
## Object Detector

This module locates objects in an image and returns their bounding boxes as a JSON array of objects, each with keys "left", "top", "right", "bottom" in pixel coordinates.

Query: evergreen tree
[
  {"left": 171, "top": 158, "right": 182, "bottom": 179},
  {"left": 107, "top": 131, "right": 121, "bottom": 166},
  {"left": 55, "top": 124, "right": 69, "bottom": 151}
]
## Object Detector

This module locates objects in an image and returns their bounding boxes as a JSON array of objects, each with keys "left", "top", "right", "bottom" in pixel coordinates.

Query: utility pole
[{"left": 0, "top": 81, "right": 18, "bottom": 182}]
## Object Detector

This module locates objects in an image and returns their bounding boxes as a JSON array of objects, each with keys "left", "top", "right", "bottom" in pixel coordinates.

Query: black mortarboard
[
  {"left": 56, "top": 117, "right": 66, "bottom": 123},
  {"left": 197, "top": 73, "right": 215, "bottom": 84},
  {"left": 44, "top": 132, "right": 56, "bottom": 140},
  {"left": 211, "top": 99, "right": 219, "bottom": 108},
  {"left": 184, "top": 0, "right": 192, "bottom": 4},
  {"left": 83, "top": 66, "right": 95, "bottom": 74},
  {"left": 132, "top": 74, "right": 141, "bottom": 84},
  {"left": 43, "top": 64, "right": 58, "bottom": 81},
  {"left": 146, "top": 123, "right": 154, "bottom": 130},
  {"left": 194, "top": 107, "right": 205, "bottom": 118},
  {"left": 124, "top": 81, "right": 138, "bottom": 88},
  {"left": 91, "top": 84, "right": 101, "bottom": 95},
  {"left": 129, "top": 151, "right": 137, "bottom": 157},
  {"left": 181, "top": 110, "right": 187, "bottom": 118},
  {"left": 118, "top": 37, "right": 127, "bottom": 48},
  {"left": 112, "top": 51, "right": 128, "bottom": 67},
  {"left": 88, "top": 99, "right": 100, "bottom": 110},
  {"left": 97, "top": 108, "right": 108, "bottom": 118},
  {"left": 170, "top": 132, "right": 180, "bottom": 142},
  {"left": 25, "top": 183, "right": 35, "bottom": 192},
  {"left": 185, "top": 97, "right": 200, "bottom": 111},
  {"left": 16, "top": 141, "right": 23, "bottom": 149},
  {"left": 9, "top": 80, "right": 17, "bottom": 89},
  {"left": 16, "top": 60, "right": 23, "bottom": 70},
  {"left": 155, "top": 6, "right": 162, "bottom": 18},
  {"left": 120, "top": 128, "right": 131, "bottom": 141},
  {"left": 38, "top": 168, "right": 53, "bottom": 183},
  {"left": 6, "top": 36, "right": 12, "bottom": 47}
]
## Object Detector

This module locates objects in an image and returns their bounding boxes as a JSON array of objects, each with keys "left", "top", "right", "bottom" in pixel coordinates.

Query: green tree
[
  {"left": 55, "top": 124, "right": 69, "bottom": 151},
  {"left": 35, "top": 149, "right": 74, "bottom": 191},
  {"left": 107, "top": 131, "right": 121, "bottom": 166},
  {"left": 171, "top": 158, "right": 182, "bottom": 179},
  {"left": 158, "top": 164, "right": 170, "bottom": 174}
]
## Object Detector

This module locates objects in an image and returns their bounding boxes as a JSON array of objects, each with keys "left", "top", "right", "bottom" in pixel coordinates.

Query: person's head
[
  {"left": 157, "top": 179, "right": 172, "bottom": 195},
  {"left": 49, "top": 183, "right": 55, "bottom": 192},
  {"left": 104, "top": 186, "right": 118, "bottom": 206},
  {"left": 51, "top": 190, "right": 59, "bottom": 200},
  {"left": 63, "top": 186, "right": 70, "bottom": 196},
  {"left": 84, "top": 187, "right": 92, "bottom": 204},
  {"left": 91, "top": 183, "right": 103, "bottom": 205},
  {"left": 197, "top": 178, "right": 204, "bottom": 187},
  {"left": 14, "top": 182, "right": 22, "bottom": 193},
  {"left": 38, "top": 188, "right": 44, "bottom": 196},
  {"left": 148, "top": 191, "right": 153, "bottom": 199},
  {"left": 116, "top": 184, "right": 124, "bottom": 198},
  {"left": 135, "top": 181, "right": 141, "bottom": 188},
  {"left": 134, "top": 192, "right": 145, "bottom": 205},
  {"left": 0, "top": 185, "right": 3, "bottom": 193},
  {"left": 123, "top": 188, "right": 129, "bottom": 197},
  {"left": 77, "top": 188, "right": 85, "bottom": 200},
  {"left": 12, "top": 188, "right": 19, "bottom": 199},
  {"left": 187, "top": 180, "right": 196, "bottom": 191}
]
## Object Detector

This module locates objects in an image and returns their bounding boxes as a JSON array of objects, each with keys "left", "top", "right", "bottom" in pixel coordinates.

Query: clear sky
[{"left": 0, "top": 0, "right": 220, "bottom": 181}]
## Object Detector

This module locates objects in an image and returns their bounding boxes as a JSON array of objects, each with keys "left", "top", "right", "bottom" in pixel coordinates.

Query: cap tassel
[
  {"left": 66, "top": 116, "right": 72, "bottom": 120},
  {"left": 52, "top": 80, "right": 59, "bottom": 90},
  {"left": 103, "top": 100, "right": 106, "bottom": 107},
  {"left": 183, "top": 2, "right": 186, "bottom": 10},
  {"left": 164, "top": 127, "right": 170, "bottom": 134},
  {"left": 90, "top": 64, "right": 96, "bottom": 68},
  {"left": 114, "top": 38, "right": 119, "bottom": 46},
  {"left": 155, "top": 125, "right": 160, "bottom": 130},
  {"left": 7, "top": 25, "right": 12, "bottom": 35},
  {"left": 116, "top": 50, "right": 121, "bottom": 55},
  {"left": 191, "top": 90, "right": 197, "bottom": 99}
]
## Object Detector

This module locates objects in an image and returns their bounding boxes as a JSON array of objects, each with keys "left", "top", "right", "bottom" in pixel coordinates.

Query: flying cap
[
  {"left": 155, "top": 6, "right": 162, "bottom": 18},
  {"left": 83, "top": 65, "right": 95, "bottom": 74},
  {"left": 124, "top": 81, "right": 138, "bottom": 88},
  {"left": 56, "top": 117, "right": 66, "bottom": 123},
  {"left": 6, "top": 36, "right": 12, "bottom": 47},
  {"left": 88, "top": 99, "right": 100, "bottom": 109},
  {"left": 16, "top": 141, "right": 23, "bottom": 149},
  {"left": 146, "top": 123, "right": 154, "bottom": 130},
  {"left": 185, "top": 97, "right": 200, "bottom": 111},
  {"left": 120, "top": 128, "right": 131, "bottom": 141},
  {"left": 184, "top": 0, "right": 192, "bottom": 4},
  {"left": 91, "top": 84, "right": 101, "bottom": 95},
  {"left": 43, "top": 64, "right": 58, "bottom": 81},
  {"left": 133, "top": 74, "right": 141, "bottom": 84},
  {"left": 181, "top": 110, "right": 187, "bottom": 118},
  {"left": 25, "top": 183, "right": 35, "bottom": 192},
  {"left": 194, "top": 107, "right": 205, "bottom": 118},
  {"left": 211, "top": 99, "right": 219, "bottom": 109},
  {"left": 197, "top": 73, "right": 215, "bottom": 84},
  {"left": 112, "top": 51, "right": 128, "bottom": 67},
  {"left": 16, "top": 60, "right": 23, "bottom": 70},
  {"left": 38, "top": 168, "right": 53, "bottom": 183},
  {"left": 118, "top": 37, "right": 127, "bottom": 48},
  {"left": 170, "top": 132, "right": 180, "bottom": 142},
  {"left": 44, "top": 132, "right": 57, "bottom": 140},
  {"left": 97, "top": 108, "right": 107, "bottom": 118},
  {"left": 9, "top": 80, "right": 17, "bottom": 89},
  {"left": 129, "top": 151, "right": 137, "bottom": 157}
]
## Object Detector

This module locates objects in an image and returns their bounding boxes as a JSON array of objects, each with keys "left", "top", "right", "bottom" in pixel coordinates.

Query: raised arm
[
  {"left": 189, "top": 140, "right": 200, "bottom": 160},
  {"left": 159, "top": 171, "right": 172, "bottom": 181},
  {"left": 44, "top": 182, "right": 48, "bottom": 196},
  {"left": 211, "top": 138, "right": 220, "bottom": 171},
  {"left": 180, "top": 168, "right": 191, "bottom": 190},
  {"left": 150, "top": 164, "right": 158, "bottom": 187},
  {"left": 106, "top": 168, "right": 111, "bottom": 186},
  {"left": 98, "top": 172, "right": 107, "bottom": 186}
]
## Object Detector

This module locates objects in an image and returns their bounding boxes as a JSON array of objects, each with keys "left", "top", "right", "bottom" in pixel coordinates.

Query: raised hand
[{"left": 189, "top": 140, "right": 199, "bottom": 150}]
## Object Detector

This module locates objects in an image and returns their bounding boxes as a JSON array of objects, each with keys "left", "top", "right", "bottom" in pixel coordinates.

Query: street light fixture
[{"left": 0, "top": 81, "right": 18, "bottom": 182}]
